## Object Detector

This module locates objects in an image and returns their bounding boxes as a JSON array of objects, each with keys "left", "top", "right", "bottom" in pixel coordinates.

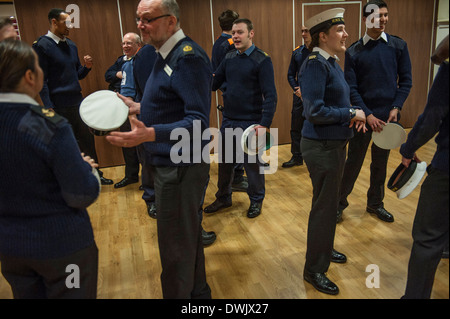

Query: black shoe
[
  {"left": 204, "top": 199, "right": 232, "bottom": 214},
  {"left": 366, "top": 206, "right": 394, "bottom": 223},
  {"left": 100, "top": 176, "right": 114, "bottom": 185},
  {"left": 231, "top": 180, "right": 248, "bottom": 192},
  {"left": 282, "top": 157, "right": 303, "bottom": 168},
  {"left": 202, "top": 228, "right": 216, "bottom": 246},
  {"left": 331, "top": 249, "right": 347, "bottom": 264},
  {"left": 147, "top": 202, "right": 157, "bottom": 219},
  {"left": 304, "top": 270, "right": 339, "bottom": 295},
  {"left": 337, "top": 209, "right": 343, "bottom": 223},
  {"left": 114, "top": 177, "right": 139, "bottom": 189},
  {"left": 247, "top": 202, "right": 262, "bottom": 218},
  {"left": 442, "top": 250, "right": 449, "bottom": 259}
]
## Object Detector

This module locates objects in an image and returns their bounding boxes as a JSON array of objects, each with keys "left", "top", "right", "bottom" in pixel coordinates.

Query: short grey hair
[{"left": 161, "top": 0, "right": 180, "bottom": 26}]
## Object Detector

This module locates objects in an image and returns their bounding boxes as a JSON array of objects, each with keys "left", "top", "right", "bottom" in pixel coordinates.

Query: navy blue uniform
[{"left": 286, "top": 45, "right": 310, "bottom": 160}]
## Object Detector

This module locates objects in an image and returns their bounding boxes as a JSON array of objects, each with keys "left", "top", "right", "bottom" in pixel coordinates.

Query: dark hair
[
  {"left": 363, "top": 0, "right": 388, "bottom": 18},
  {"left": 48, "top": 8, "right": 66, "bottom": 23},
  {"left": 0, "top": 16, "right": 13, "bottom": 29},
  {"left": 233, "top": 18, "right": 253, "bottom": 32},
  {"left": 308, "top": 29, "right": 331, "bottom": 51},
  {"left": 218, "top": 10, "right": 239, "bottom": 31},
  {"left": 0, "top": 39, "right": 36, "bottom": 92}
]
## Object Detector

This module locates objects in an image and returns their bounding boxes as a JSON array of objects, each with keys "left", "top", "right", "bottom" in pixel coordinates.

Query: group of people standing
[{"left": 0, "top": 0, "right": 447, "bottom": 300}]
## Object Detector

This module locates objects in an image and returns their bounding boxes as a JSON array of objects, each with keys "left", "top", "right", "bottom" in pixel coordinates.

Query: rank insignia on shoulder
[
  {"left": 309, "top": 55, "right": 317, "bottom": 60},
  {"left": 183, "top": 45, "right": 194, "bottom": 55},
  {"left": 41, "top": 108, "right": 56, "bottom": 118},
  {"left": 294, "top": 46, "right": 300, "bottom": 51}
]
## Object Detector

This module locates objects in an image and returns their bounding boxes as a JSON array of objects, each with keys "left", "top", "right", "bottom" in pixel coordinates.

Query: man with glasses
[
  {"left": 33, "top": 8, "right": 113, "bottom": 185},
  {"left": 107, "top": 0, "right": 212, "bottom": 299}
]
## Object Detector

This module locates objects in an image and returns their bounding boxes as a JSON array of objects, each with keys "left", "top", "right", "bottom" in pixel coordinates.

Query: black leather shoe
[
  {"left": 147, "top": 202, "right": 157, "bottom": 219},
  {"left": 247, "top": 202, "right": 262, "bottom": 218},
  {"left": 202, "top": 228, "right": 216, "bottom": 246},
  {"left": 100, "top": 176, "right": 114, "bottom": 185},
  {"left": 204, "top": 200, "right": 232, "bottom": 214},
  {"left": 366, "top": 206, "right": 394, "bottom": 222},
  {"left": 331, "top": 249, "right": 347, "bottom": 263},
  {"left": 337, "top": 209, "right": 343, "bottom": 223},
  {"left": 304, "top": 270, "right": 339, "bottom": 295},
  {"left": 282, "top": 157, "right": 303, "bottom": 168},
  {"left": 114, "top": 177, "right": 139, "bottom": 189}
]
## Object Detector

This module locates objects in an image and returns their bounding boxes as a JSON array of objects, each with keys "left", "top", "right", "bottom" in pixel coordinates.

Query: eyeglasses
[{"left": 135, "top": 14, "right": 171, "bottom": 25}]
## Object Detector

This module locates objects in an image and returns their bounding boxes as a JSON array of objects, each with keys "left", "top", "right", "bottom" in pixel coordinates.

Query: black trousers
[
  {"left": 339, "top": 127, "right": 390, "bottom": 210},
  {"left": 120, "top": 118, "right": 140, "bottom": 180},
  {"left": 290, "top": 95, "right": 305, "bottom": 159},
  {"left": 301, "top": 138, "right": 347, "bottom": 273},
  {"left": 153, "top": 163, "right": 211, "bottom": 299},
  {"left": 0, "top": 243, "right": 98, "bottom": 299},
  {"left": 55, "top": 106, "right": 99, "bottom": 163},
  {"left": 403, "top": 167, "right": 449, "bottom": 299}
]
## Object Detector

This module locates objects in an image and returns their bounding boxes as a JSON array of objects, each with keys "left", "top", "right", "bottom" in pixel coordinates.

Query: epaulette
[
  {"left": 29, "top": 105, "right": 66, "bottom": 126},
  {"left": 293, "top": 46, "right": 300, "bottom": 52},
  {"left": 308, "top": 54, "right": 318, "bottom": 60},
  {"left": 257, "top": 48, "right": 269, "bottom": 57},
  {"left": 182, "top": 44, "right": 195, "bottom": 56},
  {"left": 227, "top": 38, "right": 234, "bottom": 46}
]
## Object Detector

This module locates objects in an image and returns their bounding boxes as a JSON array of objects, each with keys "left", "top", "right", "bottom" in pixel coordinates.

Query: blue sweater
[
  {"left": 211, "top": 33, "right": 235, "bottom": 72},
  {"left": 133, "top": 44, "right": 157, "bottom": 103},
  {"left": 139, "top": 37, "right": 212, "bottom": 166},
  {"left": 33, "top": 36, "right": 91, "bottom": 109},
  {"left": 0, "top": 96, "right": 100, "bottom": 259},
  {"left": 400, "top": 62, "right": 449, "bottom": 175},
  {"left": 345, "top": 34, "right": 412, "bottom": 121},
  {"left": 299, "top": 51, "right": 355, "bottom": 140},
  {"left": 287, "top": 45, "right": 310, "bottom": 91},
  {"left": 212, "top": 45, "right": 277, "bottom": 128}
]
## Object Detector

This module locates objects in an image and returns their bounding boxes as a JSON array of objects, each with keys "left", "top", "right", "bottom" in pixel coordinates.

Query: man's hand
[
  {"left": 401, "top": 154, "right": 422, "bottom": 168},
  {"left": 117, "top": 93, "right": 141, "bottom": 115},
  {"left": 387, "top": 108, "right": 399, "bottom": 123},
  {"left": 84, "top": 55, "right": 93, "bottom": 68},
  {"left": 366, "top": 114, "right": 386, "bottom": 132},
  {"left": 106, "top": 117, "right": 154, "bottom": 148},
  {"left": 294, "top": 86, "right": 302, "bottom": 98},
  {"left": 253, "top": 125, "right": 268, "bottom": 136}
]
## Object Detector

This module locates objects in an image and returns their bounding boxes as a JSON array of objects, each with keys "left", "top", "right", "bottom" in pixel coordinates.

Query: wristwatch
[
  {"left": 392, "top": 106, "right": 401, "bottom": 111},
  {"left": 349, "top": 108, "right": 356, "bottom": 119}
]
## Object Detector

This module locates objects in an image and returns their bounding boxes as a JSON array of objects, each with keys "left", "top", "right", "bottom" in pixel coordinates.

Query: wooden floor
[{"left": 0, "top": 138, "right": 448, "bottom": 299}]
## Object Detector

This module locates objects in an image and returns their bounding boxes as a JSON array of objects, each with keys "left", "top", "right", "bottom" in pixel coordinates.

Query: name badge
[{"left": 164, "top": 64, "right": 173, "bottom": 77}]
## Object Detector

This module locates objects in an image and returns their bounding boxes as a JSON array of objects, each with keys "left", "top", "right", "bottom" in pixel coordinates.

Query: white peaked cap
[{"left": 305, "top": 8, "right": 345, "bottom": 36}]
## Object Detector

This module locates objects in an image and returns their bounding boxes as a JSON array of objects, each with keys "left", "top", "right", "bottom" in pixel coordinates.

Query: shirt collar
[
  {"left": 237, "top": 44, "right": 255, "bottom": 56},
  {"left": 363, "top": 31, "right": 388, "bottom": 45},
  {"left": 157, "top": 29, "right": 186, "bottom": 59},
  {"left": 313, "top": 47, "right": 340, "bottom": 61},
  {"left": 46, "top": 30, "right": 66, "bottom": 44},
  {"left": 0, "top": 93, "right": 39, "bottom": 106}
]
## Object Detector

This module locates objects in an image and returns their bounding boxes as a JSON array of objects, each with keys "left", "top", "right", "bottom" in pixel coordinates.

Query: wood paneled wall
[{"left": 13, "top": 0, "right": 439, "bottom": 168}]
